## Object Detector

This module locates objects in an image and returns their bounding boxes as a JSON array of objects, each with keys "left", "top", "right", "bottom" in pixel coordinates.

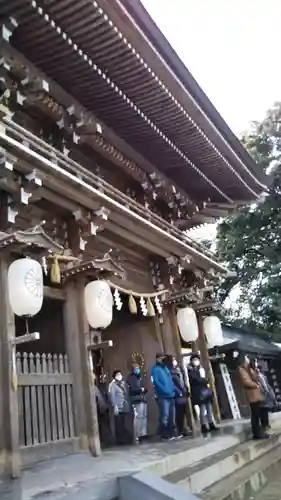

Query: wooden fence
[{"left": 17, "top": 352, "right": 76, "bottom": 447}]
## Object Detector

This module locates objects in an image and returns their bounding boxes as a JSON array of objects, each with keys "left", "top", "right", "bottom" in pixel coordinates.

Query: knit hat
[
  {"left": 190, "top": 352, "right": 200, "bottom": 362},
  {"left": 156, "top": 352, "right": 166, "bottom": 360}
]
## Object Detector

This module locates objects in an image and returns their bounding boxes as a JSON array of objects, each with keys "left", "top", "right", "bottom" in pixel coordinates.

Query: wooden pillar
[
  {"left": 170, "top": 305, "right": 195, "bottom": 434},
  {"left": 76, "top": 278, "right": 101, "bottom": 456},
  {"left": 197, "top": 315, "right": 221, "bottom": 422},
  {"left": 153, "top": 316, "right": 164, "bottom": 353},
  {"left": 160, "top": 306, "right": 178, "bottom": 355},
  {"left": 63, "top": 279, "right": 101, "bottom": 456},
  {"left": 0, "top": 256, "right": 20, "bottom": 477}
]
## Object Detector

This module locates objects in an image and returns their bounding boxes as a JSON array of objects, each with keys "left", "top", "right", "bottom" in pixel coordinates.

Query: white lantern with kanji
[
  {"left": 177, "top": 307, "right": 199, "bottom": 342},
  {"left": 203, "top": 315, "right": 223, "bottom": 348},
  {"left": 84, "top": 280, "right": 113, "bottom": 329},
  {"left": 8, "top": 258, "right": 43, "bottom": 316}
]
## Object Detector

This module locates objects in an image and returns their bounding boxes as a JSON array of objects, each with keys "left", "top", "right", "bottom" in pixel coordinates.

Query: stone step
[
  {"left": 201, "top": 444, "right": 281, "bottom": 500},
  {"left": 11, "top": 421, "right": 250, "bottom": 500},
  {"left": 163, "top": 431, "right": 281, "bottom": 496},
  {"left": 145, "top": 424, "right": 250, "bottom": 479},
  {"left": 0, "top": 420, "right": 257, "bottom": 500}
]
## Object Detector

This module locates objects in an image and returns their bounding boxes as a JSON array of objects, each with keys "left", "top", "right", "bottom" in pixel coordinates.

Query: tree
[{"left": 216, "top": 102, "right": 281, "bottom": 339}]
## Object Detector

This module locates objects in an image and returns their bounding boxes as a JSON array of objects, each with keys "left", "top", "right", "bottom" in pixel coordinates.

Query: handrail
[
  {"left": 0, "top": 122, "right": 227, "bottom": 271},
  {"left": 3, "top": 117, "right": 216, "bottom": 258}
]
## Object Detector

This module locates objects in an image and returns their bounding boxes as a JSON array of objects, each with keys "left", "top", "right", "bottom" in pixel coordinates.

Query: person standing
[
  {"left": 250, "top": 358, "right": 277, "bottom": 432},
  {"left": 188, "top": 353, "right": 218, "bottom": 435},
  {"left": 92, "top": 372, "right": 109, "bottom": 445},
  {"left": 151, "top": 353, "right": 175, "bottom": 440},
  {"left": 237, "top": 353, "right": 269, "bottom": 440},
  {"left": 108, "top": 370, "right": 131, "bottom": 445},
  {"left": 127, "top": 363, "right": 148, "bottom": 443},
  {"left": 167, "top": 356, "right": 189, "bottom": 437}
]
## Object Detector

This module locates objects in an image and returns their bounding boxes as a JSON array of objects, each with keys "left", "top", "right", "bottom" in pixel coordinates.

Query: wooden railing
[
  {"left": 1, "top": 117, "right": 216, "bottom": 260},
  {"left": 16, "top": 352, "right": 75, "bottom": 447}
]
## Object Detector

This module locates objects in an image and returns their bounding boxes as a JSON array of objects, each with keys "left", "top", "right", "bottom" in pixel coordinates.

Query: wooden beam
[
  {"left": 0, "top": 255, "right": 20, "bottom": 477},
  {"left": 40, "top": 182, "right": 170, "bottom": 256},
  {"left": 98, "top": 233, "right": 148, "bottom": 261},
  {"left": 108, "top": 275, "right": 155, "bottom": 295},
  {"left": 31, "top": 179, "right": 172, "bottom": 257},
  {"left": 12, "top": 332, "right": 39, "bottom": 345},
  {"left": 0, "top": 121, "right": 226, "bottom": 271},
  {"left": 87, "top": 341, "right": 113, "bottom": 351},
  {"left": 44, "top": 286, "right": 66, "bottom": 301},
  {"left": 106, "top": 220, "right": 170, "bottom": 258},
  {"left": 18, "top": 373, "right": 72, "bottom": 386}
]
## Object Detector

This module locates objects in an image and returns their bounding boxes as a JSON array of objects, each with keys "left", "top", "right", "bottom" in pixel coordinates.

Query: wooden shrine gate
[{"left": 16, "top": 352, "right": 78, "bottom": 464}]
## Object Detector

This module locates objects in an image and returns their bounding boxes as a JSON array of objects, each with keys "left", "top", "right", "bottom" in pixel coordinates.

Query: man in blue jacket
[{"left": 151, "top": 353, "right": 176, "bottom": 439}]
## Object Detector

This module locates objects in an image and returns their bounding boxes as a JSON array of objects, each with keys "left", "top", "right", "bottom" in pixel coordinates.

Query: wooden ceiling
[{"left": 0, "top": 0, "right": 267, "bottom": 205}]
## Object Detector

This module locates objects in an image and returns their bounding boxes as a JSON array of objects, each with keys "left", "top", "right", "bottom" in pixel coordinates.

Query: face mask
[
  {"left": 135, "top": 368, "right": 140, "bottom": 375},
  {"left": 115, "top": 374, "right": 123, "bottom": 382},
  {"left": 172, "top": 360, "right": 178, "bottom": 367},
  {"left": 193, "top": 360, "right": 200, "bottom": 367}
]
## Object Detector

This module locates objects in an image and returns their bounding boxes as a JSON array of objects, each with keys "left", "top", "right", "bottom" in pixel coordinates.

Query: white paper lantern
[
  {"left": 8, "top": 258, "right": 43, "bottom": 317},
  {"left": 203, "top": 315, "right": 223, "bottom": 348},
  {"left": 177, "top": 307, "right": 199, "bottom": 342},
  {"left": 84, "top": 280, "right": 113, "bottom": 329}
]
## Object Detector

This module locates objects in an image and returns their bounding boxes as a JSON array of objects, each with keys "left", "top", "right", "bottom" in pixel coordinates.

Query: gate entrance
[{"left": 15, "top": 296, "right": 77, "bottom": 464}]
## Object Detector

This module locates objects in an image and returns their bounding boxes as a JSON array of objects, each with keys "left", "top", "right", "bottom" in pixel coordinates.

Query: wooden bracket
[
  {"left": 87, "top": 340, "right": 113, "bottom": 351},
  {"left": 72, "top": 206, "right": 108, "bottom": 251},
  {"left": 1, "top": 17, "right": 18, "bottom": 43},
  {"left": 11, "top": 332, "right": 40, "bottom": 346}
]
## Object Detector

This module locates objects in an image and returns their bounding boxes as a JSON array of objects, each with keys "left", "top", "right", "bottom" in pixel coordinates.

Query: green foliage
[{"left": 217, "top": 103, "right": 281, "bottom": 339}]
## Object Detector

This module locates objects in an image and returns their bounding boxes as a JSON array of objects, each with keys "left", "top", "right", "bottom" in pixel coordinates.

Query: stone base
[
  {"left": 1, "top": 418, "right": 280, "bottom": 500},
  {"left": 119, "top": 472, "right": 200, "bottom": 500}
]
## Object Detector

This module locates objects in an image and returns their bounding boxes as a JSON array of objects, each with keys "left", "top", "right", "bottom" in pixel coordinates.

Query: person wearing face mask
[
  {"left": 168, "top": 356, "right": 189, "bottom": 437},
  {"left": 151, "top": 353, "right": 176, "bottom": 440},
  {"left": 108, "top": 370, "right": 131, "bottom": 445},
  {"left": 127, "top": 363, "right": 148, "bottom": 443},
  {"left": 188, "top": 353, "right": 218, "bottom": 435},
  {"left": 249, "top": 357, "right": 277, "bottom": 433},
  {"left": 92, "top": 372, "right": 109, "bottom": 444},
  {"left": 237, "top": 353, "right": 269, "bottom": 440}
]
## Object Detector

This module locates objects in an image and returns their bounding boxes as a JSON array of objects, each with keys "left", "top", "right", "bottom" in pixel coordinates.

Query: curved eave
[
  {"left": 120, "top": 0, "right": 267, "bottom": 190},
  {"left": 1, "top": 0, "right": 267, "bottom": 205}
]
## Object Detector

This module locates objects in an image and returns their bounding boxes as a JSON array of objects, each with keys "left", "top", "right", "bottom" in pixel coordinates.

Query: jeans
[
  {"left": 199, "top": 401, "right": 214, "bottom": 426},
  {"left": 133, "top": 402, "right": 148, "bottom": 438},
  {"left": 158, "top": 397, "right": 176, "bottom": 438}
]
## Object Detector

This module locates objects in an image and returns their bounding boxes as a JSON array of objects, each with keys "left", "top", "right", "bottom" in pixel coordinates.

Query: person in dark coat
[
  {"left": 166, "top": 355, "right": 189, "bottom": 437},
  {"left": 127, "top": 363, "right": 148, "bottom": 442},
  {"left": 92, "top": 372, "right": 110, "bottom": 445},
  {"left": 188, "top": 353, "right": 218, "bottom": 435}
]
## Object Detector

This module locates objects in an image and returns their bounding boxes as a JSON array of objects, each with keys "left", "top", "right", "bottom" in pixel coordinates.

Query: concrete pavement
[{"left": 0, "top": 420, "right": 251, "bottom": 500}]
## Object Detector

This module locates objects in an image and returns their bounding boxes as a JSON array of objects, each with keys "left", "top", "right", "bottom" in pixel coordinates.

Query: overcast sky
[{"left": 141, "top": 0, "right": 281, "bottom": 136}]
